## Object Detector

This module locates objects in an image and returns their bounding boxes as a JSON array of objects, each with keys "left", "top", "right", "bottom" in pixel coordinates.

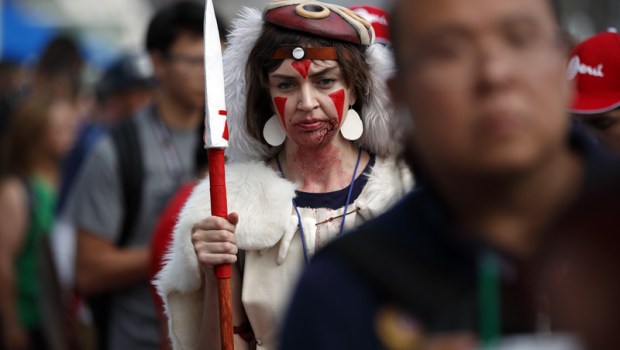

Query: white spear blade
[{"left": 203, "top": 0, "right": 228, "bottom": 149}]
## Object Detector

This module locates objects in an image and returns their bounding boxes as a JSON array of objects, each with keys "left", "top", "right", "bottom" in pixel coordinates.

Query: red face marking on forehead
[
  {"left": 291, "top": 60, "right": 312, "bottom": 79},
  {"left": 273, "top": 97, "right": 288, "bottom": 127},
  {"left": 328, "top": 89, "right": 346, "bottom": 124}
]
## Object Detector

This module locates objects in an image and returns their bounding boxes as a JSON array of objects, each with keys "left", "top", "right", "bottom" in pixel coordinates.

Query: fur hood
[{"left": 223, "top": 7, "right": 400, "bottom": 162}]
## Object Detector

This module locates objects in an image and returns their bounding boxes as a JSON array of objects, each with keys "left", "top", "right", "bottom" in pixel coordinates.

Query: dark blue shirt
[
  {"left": 57, "top": 122, "right": 107, "bottom": 213},
  {"left": 280, "top": 130, "right": 620, "bottom": 349}
]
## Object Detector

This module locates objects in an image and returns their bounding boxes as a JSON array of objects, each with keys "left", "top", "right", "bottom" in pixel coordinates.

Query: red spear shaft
[
  {"left": 208, "top": 148, "right": 234, "bottom": 350},
  {"left": 203, "top": 0, "right": 234, "bottom": 347}
]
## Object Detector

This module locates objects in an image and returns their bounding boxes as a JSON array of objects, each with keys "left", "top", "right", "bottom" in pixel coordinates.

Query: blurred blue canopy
[
  {"left": 1, "top": 0, "right": 57, "bottom": 63},
  {"left": 1, "top": 0, "right": 117, "bottom": 68}
]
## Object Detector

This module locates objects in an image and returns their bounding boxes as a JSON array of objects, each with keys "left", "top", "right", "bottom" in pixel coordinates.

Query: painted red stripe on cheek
[
  {"left": 328, "top": 89, "right": 346, "bottom": 124},
  {"left": 291, "top": 60, "right": 312, "bottom": 79},
  {"left": 273, "top": 97, "right": 288, "bottom": 127}
]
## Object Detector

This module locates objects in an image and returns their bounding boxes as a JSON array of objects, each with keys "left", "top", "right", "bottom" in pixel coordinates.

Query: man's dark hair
[
  {"left": 389, "top": 0, "right": 563, "bottom": 70},
  {"left": 36, "top": 35, "right": 83, "bottom": 77},
  {"left": 145, "top": 1, "right": 204, "bottom": 55},
  {"left": 35, "top": 34, "right": 84, "bottom": 98}
]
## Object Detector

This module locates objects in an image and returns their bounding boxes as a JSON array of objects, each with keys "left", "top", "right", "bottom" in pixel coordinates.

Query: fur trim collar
[
  {"left": 155, "top": 158, "right": 411, "bottom": 349},
  {"left": 157, "top": 158, "right": 411, "bottom": 296},
  {"left": 157, "top": 161, "right": 296, "bottom": 294},
  {"left": 223, "top": 8, "right": 400, "bottom": 162}
]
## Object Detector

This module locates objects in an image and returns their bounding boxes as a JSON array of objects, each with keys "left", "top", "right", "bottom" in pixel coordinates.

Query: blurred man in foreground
[{"left": 282, "top": 0, "right": 619, "bottom": 349}]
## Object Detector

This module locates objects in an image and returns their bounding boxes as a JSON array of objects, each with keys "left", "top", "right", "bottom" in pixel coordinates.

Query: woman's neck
[{"left": 277, "top": 138, "right": 368, "bottom": 193}]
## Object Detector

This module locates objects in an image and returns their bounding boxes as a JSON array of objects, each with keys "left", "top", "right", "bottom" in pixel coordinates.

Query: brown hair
[
  {"left": 4, "top": 95, "right": 54, "bottom": 177},
  {"left": 245, "top": 23, "right": 372, "bottom": 145}
]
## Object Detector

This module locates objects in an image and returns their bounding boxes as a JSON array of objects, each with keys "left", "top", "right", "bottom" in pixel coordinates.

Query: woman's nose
[{"left": 297, "top": 85, "right": 319, "bottom": 111}]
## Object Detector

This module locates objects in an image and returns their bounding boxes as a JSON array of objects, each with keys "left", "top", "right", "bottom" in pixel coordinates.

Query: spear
[{"left": 203, "top": 0, "right": 234, "bottom": 349}]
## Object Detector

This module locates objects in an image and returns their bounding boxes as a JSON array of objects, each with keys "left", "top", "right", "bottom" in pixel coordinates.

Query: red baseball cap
[
  {"left": 569, "top": 30, "right": 620, "bottom": 114},
  {"left": 349, "top": 5, "right": 390, "bottom": 45}
]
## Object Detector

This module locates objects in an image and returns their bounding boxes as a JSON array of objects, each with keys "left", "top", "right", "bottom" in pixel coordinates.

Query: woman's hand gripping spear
[{"left": 203, "top": 1, "right": 234, "bottom": 349}]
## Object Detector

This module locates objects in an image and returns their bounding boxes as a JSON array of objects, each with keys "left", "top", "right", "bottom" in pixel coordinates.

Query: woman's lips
[{"left": 295, "top": 120, "right": 328, "bottom": 131}]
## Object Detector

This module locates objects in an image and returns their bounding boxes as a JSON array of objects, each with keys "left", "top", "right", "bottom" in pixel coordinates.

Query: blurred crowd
[{"left": 0, "top": 1, "right": 619, "bottom": 350}]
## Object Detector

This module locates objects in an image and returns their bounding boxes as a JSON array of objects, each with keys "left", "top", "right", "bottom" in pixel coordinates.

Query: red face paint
[
  {"left": 222, "top": 120, "right": 229, "bottom": 141},
  {"left": 328, "top": 89, "right": 346, "bottom": 124},
  {"left": 273, "top": 97, "right": 288, "bottom": 127},
  {"left": 291, "top": 60, "right": 312, "bottom": 79}
]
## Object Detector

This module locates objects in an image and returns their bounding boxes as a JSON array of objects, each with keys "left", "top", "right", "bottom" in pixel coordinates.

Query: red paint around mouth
[
  {"left": 274, "top": 97, "right": 288, "bottom": 127},
  {"left": 329, "top": 89, "right": 346, "bottom": 124},
  {"left": 291, "top": 60, "right": 312, "bottom": 79}
]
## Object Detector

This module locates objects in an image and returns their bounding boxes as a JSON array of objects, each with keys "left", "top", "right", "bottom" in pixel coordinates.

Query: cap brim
[{"left": 570, "top": 92, "right": 620, "bottom": 114}]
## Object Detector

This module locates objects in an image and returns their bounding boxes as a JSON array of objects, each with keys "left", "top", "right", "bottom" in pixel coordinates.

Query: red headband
[{"left": 271, "top": 46, "right": 338, "bottom": 60}]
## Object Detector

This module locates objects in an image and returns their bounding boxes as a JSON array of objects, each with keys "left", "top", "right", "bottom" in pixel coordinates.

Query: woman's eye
[
  {"left": 277, "top": 82, "right": 294, "bottom": 90},
  {"left": 317, "top": 78, "right": 336, "bottom": 87}
]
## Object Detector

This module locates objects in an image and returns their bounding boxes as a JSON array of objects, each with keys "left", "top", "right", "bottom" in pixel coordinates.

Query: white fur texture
[
  {"left": 223, "top": 8, "right": 273, "bottom": 162},
  {"left": 222, "top": 8, "right": 400, "bottom": 162},
  {"left": 155, "top": 157, "right": 412, "bottom": 349},
  {"left": 156, "top": 157, "right": 410, "bottom": 296},
  {"left": 156, "top": 161, "right": 295, "bottom": 296}
]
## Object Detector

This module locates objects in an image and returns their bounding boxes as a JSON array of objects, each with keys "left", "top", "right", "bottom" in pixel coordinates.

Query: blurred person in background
[
  {"left": 569, "top": 30, "right": 620, "bottom": 154},
  {"left": 148, "top": 16, "right": 226, "bottom": 349},
  {"left": 0, "top": 60, "right": 25, "bottom": 140},
  {"left": 0, "top": 95, "right": 78, "bottom": 350},
  {"left": 64, "top": 2, "right": 204, "bottom": 349},
  {"left": 148, "top": 125, "right": 209, "bottom": 350},
  {"left": 48, "top": 53, "right": 155, "bottom": 324},
  {"left": 57, "top": 52, "right": 155, "bottom": 214},
  {"left": 1, "top": 35, "right": 83, "bottom": 158},
  {"left": 282, "top": 0, "right": 620, "bottom": 349},
  {"left": 350, "top": 5, "right": 391, "bottom": 47},
  {"left": 29, "top": 35, "right": 85, "bottom": 104}
]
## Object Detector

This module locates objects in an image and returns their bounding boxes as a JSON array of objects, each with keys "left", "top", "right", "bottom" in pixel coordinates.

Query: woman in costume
[{"left": 156, "top": 1, "right": 412, "bottom": 349}]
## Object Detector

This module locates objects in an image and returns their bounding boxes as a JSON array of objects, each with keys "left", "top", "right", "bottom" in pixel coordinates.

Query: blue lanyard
[{"left": 276, "top": 148, "right": 363, "bottom": 265}]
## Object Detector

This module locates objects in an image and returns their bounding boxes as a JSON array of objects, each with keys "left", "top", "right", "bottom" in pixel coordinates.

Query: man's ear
[{"left": 150, "top": 51, "right": 166, "bottom": 81}]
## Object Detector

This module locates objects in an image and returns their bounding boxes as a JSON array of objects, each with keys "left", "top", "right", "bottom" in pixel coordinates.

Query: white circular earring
[
  {"left": 263, "top": 115, "right": 287, "bottom": 146},
  {"left": 340, "top": 107, "right": 364, "bottom": 141}
]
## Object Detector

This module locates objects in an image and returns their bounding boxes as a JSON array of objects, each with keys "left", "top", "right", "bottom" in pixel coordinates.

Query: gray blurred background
[{"left": 1, "top": 0, "right": 619, "bottom": 69}]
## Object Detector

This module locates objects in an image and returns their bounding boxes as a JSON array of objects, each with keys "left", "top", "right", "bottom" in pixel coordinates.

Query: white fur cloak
[{"left": 156, "top": 158, "right": 412, "bottom": 350}]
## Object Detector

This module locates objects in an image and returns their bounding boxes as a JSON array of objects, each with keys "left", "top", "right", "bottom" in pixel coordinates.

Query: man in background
[
  {"left": 569, "top": 29, "right": 620, "bottom": 153},
  {"left": 66, "top": 2, "right": 205, "bottom": 349}
]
